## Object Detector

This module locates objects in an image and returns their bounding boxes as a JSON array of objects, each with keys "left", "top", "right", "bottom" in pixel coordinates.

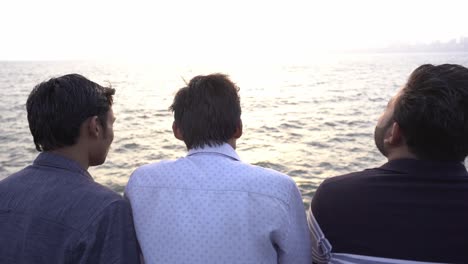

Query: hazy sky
[{"left": 1, "top": 0, "right": 467, "bottom": 62}]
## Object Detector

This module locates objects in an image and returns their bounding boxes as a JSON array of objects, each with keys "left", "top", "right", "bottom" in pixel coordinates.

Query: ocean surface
[{"left": 1, "top": 53, "right": 468, "bottom": 205}]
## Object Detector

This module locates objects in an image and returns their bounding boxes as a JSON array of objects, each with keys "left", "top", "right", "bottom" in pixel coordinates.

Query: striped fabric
[
  {"left": 329, "top": 254, "right": 448, "bottom": 264},
  {"left": 307, "top": 208, "right": 332, "bottom": 263},
  {"left": 307, "top": 208, "right": 447, "bottom": 264}
]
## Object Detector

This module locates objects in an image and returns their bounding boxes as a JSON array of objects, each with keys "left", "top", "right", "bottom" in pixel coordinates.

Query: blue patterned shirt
[
  {"left": 126, "top": 143, "right": 311, "bottom": 264},
  {"left": 0, "top": 152, "right": 141, "bottom": 263}
]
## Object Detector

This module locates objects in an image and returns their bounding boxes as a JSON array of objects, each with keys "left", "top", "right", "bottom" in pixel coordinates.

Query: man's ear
[
  {"left": 385, "top": 122, "right": 403, "bottom": 146},
  {"left": 172, "top": 121, "right": 184, "bottom": 141},
  {"left": 87, "top": 116, "right": 101, "bottom": 138},
  {"left": 233, "top": 119, "right": 243, "bottom": 139}
]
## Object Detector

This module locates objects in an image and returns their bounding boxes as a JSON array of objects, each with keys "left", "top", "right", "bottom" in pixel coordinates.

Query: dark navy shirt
[
  {"left": 311, "top": 159, "right": 468, "bottom": 263},
  {"left": 0, "top": 152, "right": 140, "bottom": 264}
]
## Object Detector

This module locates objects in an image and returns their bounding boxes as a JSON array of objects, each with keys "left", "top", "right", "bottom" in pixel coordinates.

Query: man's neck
[
  {"left": 386, "top": 147, "right": 419, "bottom": 161},
  {"left": 51, "top": 146, "right": 89, "bottom": 170},
  {"left": 227, "top": 138, "right": 237, "bottom": 150}
]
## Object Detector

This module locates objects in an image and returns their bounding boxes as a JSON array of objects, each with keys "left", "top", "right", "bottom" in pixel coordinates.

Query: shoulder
[
  {"left": 318, "top": 167, "right": 382, "bottom": 193},
  {"left": 0, "top": 165, "right": 32, "bottom": 186},
  {"left": 81, "top": 180, "right": 124, "bottom": 203},
  {"left": 126, "top": 159, "right": 175, "bottom": 187},
  {"left": 245, "top": 162, "right": 295, "bottom": 185},
  {"left": 67, "top": 180, "right": 129, "bottom": 229},
  {"left": 311, "top": 167, "right": 385, "bottom": 217},
  {"left": 0, "top": 165, "right": 128, "bottom": 231},
  {"left": 1, "top": 165, "right": 124, "bottom": 208},
  {"left": 86, "top": 198, "right": 132, "bottom": 225},
  {"left": 236, "top": 162, "right": 299, "bottom": 203}
]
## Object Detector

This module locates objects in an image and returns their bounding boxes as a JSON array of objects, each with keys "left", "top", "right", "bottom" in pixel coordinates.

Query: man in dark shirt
[
  {"left": 309, "top": 64, "right": 468, "bottom": 263},
  {"left": 0, "top": 74, "right": 140, "bottom": 263}
]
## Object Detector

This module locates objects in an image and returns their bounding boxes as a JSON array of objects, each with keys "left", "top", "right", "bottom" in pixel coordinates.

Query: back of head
[
  {"left": 170, "top": 73, "right": 241, "bottom": 149},
  {"left": 394, "top": 64, "right": 468, "bottom": 161},
  {"left": 27, "top": 74, "right": 115, "bottom": 152}
]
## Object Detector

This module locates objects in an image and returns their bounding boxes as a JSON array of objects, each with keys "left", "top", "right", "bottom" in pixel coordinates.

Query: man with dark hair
[
  {"left": 0, "top": 74, "right": 140, "bottom": 263},
  {"left": 308, "top": 64, "right": 468, "bottom": 264},
  {"left": 126, "top": 74, "right": 312, "bottom": 263}
]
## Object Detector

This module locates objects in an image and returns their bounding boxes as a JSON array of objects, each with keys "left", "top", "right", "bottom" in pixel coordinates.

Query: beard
[
  {"left": 374, "top": 119, "right": 393, "bottom": 157},
  {"left": 374, "top": 125, "right": 388, "bottom": 157}
]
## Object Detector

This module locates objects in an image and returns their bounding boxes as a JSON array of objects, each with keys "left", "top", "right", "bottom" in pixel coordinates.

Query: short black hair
[
  {"left": 26, "top": 74, "right": 115, "bottom": 152},
  {"left": 394, "top": 64, "right": 468, "bottom": 161},
  {"left": 169, "top": 73, "right": 241, "bottom": 149}
]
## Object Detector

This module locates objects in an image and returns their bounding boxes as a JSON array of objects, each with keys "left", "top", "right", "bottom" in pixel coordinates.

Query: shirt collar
[
  {"left": 187, "top": 143, "right": 241, "bottom": 161},
  {"left": 379, "top": 158, "right": 468, "bottom": 177},
  {"left": 33, "top": 152, "right": 93, "bottom": 180}
]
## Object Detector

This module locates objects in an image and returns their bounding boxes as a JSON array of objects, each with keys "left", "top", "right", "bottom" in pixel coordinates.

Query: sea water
[{"left": 1, "top": 53, "right": 467, "bottom": 205}]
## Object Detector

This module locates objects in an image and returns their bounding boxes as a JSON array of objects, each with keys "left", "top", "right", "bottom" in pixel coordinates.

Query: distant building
[{"left": 367, "top": 37, "right": 468, "bottom": 53}]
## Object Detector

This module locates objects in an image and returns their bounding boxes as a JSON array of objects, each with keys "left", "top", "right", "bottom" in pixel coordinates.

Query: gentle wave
[{"left": 1, "top": 53, "right": 468, "bottom": 205}]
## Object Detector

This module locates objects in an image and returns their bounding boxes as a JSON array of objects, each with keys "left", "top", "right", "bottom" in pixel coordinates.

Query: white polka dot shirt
[{"left": 125, "top": 143, "right": 312, "bottom": 264}]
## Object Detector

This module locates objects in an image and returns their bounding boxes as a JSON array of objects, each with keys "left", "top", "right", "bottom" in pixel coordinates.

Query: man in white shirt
[{"left": 125, "top": 73, "right": 312, "bottom": 264}]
